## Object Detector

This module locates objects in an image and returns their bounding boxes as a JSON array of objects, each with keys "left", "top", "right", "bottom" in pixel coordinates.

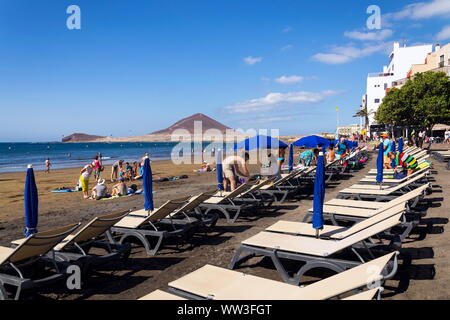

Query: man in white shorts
[{"left": 222, "top": 152, "right": 250, "bottom": 191}]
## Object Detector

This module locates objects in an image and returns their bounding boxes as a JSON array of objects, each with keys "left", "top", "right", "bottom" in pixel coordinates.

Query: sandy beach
[{"left": 0, "top": 144, "right": 449, "bottom": 300}]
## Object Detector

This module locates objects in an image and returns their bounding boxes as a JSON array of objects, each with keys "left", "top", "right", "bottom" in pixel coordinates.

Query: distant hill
[
  {"left": 151, "top": 113, "right": 231, "bottom": 135},
  {"left": 62, "top": 133, "right": 105, "bottom": 143}
]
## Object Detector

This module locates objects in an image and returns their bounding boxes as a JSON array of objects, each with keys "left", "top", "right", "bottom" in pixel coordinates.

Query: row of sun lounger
[
  {"left": 0, "top": 145, "right": 397, "bottom": 300},
  {"left": 138, "top": 146, "right": 434, "bottom": 300}
]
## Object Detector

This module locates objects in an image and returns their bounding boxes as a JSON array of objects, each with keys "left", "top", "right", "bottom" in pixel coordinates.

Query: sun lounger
[
  {"left": 342, "top": 288, "right": 381, "bottom": 300},
  {"left": 258, "top": 167, "right": 316, "bottom": 203},
  {"left": 138, "top": 289, "right": 187, "bottom": 300},
  {"left": 359, "top": 166, "right": 430, "bottom": 184},
  {"left": 11, "top": 211, "right": 131, "bottom": 275},
  {"left": 432, "top": 150, "right": 450, "bottom": 162},
  {"left": 268, "top": 203, "right": 414, "bottom": 241},
  {"left": 366, "top": 155, "right": 431, "bottom": 176},
  {"left": 198, "top": 181, "right": 263, "bottom": 223},
  {"left": 337, "top": 173, "right": 429, "bottom": 201},
  {"left": 229, "top": 210, "right": 403, "bottom": 284},
  {"left": 0, "top": 223, "right": 80, "bottom": 300},
  {"left": 140, "top": 252, "right": 397, "bottom": 300},
  {"left": 110, "top": 194, "right": 212, "bottom": 255},
  {"left": 323, "top": 183, "right": 429, "bottom": 212}
]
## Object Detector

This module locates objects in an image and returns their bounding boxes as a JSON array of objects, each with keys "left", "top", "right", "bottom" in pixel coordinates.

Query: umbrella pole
[{"left": 315, "top": 229, "right": 320, "bottom": 239}]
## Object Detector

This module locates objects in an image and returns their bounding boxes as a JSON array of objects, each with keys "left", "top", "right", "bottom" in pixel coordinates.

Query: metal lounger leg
[{"left": 228, "top": 246, "right": 254, "bottom": 269}]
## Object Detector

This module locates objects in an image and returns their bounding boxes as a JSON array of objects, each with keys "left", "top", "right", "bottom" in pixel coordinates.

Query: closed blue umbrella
[
  {"left": 24, "top": 165, "right": 38, "bottom": 237},
  {"left": 143, "top": 157, "right": 154, "bottom": 211},
  {"left": 293, "top": 135, "right": 331, "bottom": 148},
  {"left": 391, "top": 140, "right": 396, "bottom": 153},
  {"left": 376, "top": 142, "right": 384, "bottom": 185},
  {"left": 312, "top": 152, "right": 325, "bottom": 237},
  {"left": 398, "top": 137, "right": 404, "bottom": 153},
  {"left": 288, "top": 144, "right": 294, "bottom": 173},
  {"left": 216, "top": 149, "right": 224, "bottom": 191}
]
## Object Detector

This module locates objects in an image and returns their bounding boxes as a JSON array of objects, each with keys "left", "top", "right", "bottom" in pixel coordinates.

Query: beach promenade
[{"left": 0, "top": 145, "right": 449, "bottom": 300}]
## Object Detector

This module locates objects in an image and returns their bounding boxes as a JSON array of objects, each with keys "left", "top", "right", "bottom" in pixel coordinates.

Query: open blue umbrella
[
  {"left": 234, "top": 135, "right": 288, "bottom": 151},
  {"left": 24, "top": 165, "right": 38, "bottom": 237},
  {"left": 293, "top": 135, "right": 331, "bottom": 148},
  {"left": 143, "top": 157, "right": 154, "bottom": 211},
  {"left": 216, "top": 149, "right": 224, "bottom": 191},
  {"left": 398, "top": 137, "right": 404, "bottom": 153},
  {"left": 312, "top": 152, "right": 325, "bottom": 237},
  {"left": 288, "top": 144, "right": 294, "bottom": 173},
  {"left": 376, "top": 142, "right": 384, "bottom": 185}
]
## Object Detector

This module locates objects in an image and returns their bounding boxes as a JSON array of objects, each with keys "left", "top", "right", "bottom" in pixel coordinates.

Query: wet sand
[{"left": 0, "top": 145, "right": 449, "bottom": 300}]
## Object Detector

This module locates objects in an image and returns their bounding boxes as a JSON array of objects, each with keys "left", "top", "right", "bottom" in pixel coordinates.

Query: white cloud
[
  {"left": 282, "top": 26, "right": 293, "bottom": 33},
  {"left": 436, "top": 25, "right": 450, "bottom": 40},
  {"left": 281, "top": 44, "right": 293, "bottom": 51},
  {"left": 344, "top": 29, "right": 393, "bottom": 41},
  {"left": 385, "top": 0, "right": 450, "bottom": 21},
  {"left": 241, "top": 116, "right": 293, "bottom": 124},
  {"left": 312, "top": 53, "right": 351, "bottom": 64},
  {"left": 243, "top": 56, "right": 263, "bottom": 65},
  {"left": 223, "top": 90, "right": 340, "bottom": 114},
  {"left": 274, "top": 75, "right": 304, "bottom": 84},
  {"left": 312, "top": 43, "right": 389, "bottom": 65}
]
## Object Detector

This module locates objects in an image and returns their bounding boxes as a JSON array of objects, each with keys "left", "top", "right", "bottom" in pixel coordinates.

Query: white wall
[{"left": 366, "top": 42, "right": 433, "bottom": 125}]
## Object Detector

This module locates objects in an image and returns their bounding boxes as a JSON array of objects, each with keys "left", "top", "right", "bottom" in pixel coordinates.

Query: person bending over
[{"left": 222, "top": 152, "right": 250, "bottom": 191}]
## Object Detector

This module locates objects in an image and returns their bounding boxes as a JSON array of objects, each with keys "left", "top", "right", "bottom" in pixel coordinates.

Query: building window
[
  {"left": 440, "top": 55, "right": 445, "bottom": 68},
  {"left": 384, "top": 83, "right": 387, "bottom": 90},
  {"left": 375, "top": 99, "right": 380, "bottom": 103}
]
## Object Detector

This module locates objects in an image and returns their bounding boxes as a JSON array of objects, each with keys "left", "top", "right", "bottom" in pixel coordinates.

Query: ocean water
[{"left": 0, "top": 142, "right": 216, "bottom": 173}]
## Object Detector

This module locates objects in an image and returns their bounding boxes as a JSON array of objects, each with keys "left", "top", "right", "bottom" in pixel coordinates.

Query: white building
[{"left": 365, "top": 42, "right": 433, "bottom": 125}]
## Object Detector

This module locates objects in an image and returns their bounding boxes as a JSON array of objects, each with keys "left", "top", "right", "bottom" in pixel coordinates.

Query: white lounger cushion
[
  {"left": 340, "top": 173, "right": 427, "bottom": 195},
  {"left": 324, "top": 184, "right": 428, "bottom": 210},
  {"left": 268, "top": 203, "right": 405, "bottom": 239},
  {"left": 242, "top": 212, "right": 403, "bottom": 257},
  {"left": 139, "top": 289, "right": 186, "bottom": 300},
  {"left": 343, "top": 288, "right": 380, "bottom": 300},
  {"left": 165, "top": 252, "right": 396, "bottom": 300}
]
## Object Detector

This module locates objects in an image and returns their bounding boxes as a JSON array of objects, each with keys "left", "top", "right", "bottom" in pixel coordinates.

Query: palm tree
[{"left": 353, "top": 105, "right": 374, "bottom": 130}]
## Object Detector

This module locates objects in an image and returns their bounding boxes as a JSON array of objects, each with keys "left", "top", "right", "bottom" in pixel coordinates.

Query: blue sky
[{"left": 0, "top": 0, "right": 449, "bottom": 142}]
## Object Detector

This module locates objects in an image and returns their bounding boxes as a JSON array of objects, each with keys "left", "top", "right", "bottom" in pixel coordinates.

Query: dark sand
[{"left": 0, "top": 145, "right": 449, "bottom": 300}]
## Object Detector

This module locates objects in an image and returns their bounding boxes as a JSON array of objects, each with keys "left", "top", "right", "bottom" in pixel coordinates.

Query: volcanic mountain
[
  {"left": 151, "top": 113, "right": 231, "bottom": 135},
  {"left": 62, "top": 133, "right": 106, "bottom": 143}
]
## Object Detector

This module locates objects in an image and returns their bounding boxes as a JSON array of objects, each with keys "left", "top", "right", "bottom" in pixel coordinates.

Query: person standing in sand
[
  {"left": 222, "top": 152, "right": 250, "bottom": 191},
  {"left": 45, "top": 158, "right": 51, "bottom": 173},
  {"left": 110, "top": 160, "right": 124, "bottom": 182},
  {"left": 80, "top": 163, "right": 94, "bottom": 199},
  {"left": 92, "top": 155, "right": 102, "bottom": 180}
]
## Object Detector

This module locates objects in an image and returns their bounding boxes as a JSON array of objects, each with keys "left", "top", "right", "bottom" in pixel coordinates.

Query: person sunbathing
[{"left": 112, "top": 177, "right": 127, "bottom": 196}]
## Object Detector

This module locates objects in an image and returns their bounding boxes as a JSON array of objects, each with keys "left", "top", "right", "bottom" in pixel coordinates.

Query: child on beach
[
  {"left": 80, "top": 163, "right": 94, "bottom": 199},
  {"left": 125, "top": 162, "right": 134, "bottom": 181},
  {"left": 45, "top": 158, "right": 51, "bottom": 173}
]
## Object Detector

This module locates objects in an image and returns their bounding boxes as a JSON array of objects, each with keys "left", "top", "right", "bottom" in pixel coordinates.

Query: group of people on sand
[
  {"left": 298, "top": 138, "right": 351, "bottom": 167},
  {"left": 111, "top": 159, "right": 145, "bottom": 182},
  {"left": 378, "top": 133, "right": 428, "bottom": 178},
  {"left": 79, "top": 154, "right": 146, "bottom": 200},
  {"left": 219, "top": 139, "right": 357, "bottom": 193}
]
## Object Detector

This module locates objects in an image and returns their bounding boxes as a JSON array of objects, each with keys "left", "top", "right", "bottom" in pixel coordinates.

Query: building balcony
[{"left": 368, "top": 72, "right": 394, "bottom": 78}]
